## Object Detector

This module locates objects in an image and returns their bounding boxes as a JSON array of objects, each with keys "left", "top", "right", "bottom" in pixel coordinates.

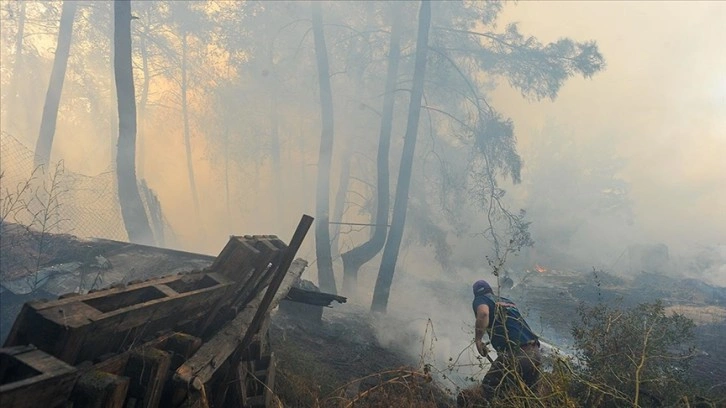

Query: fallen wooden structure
[{"left": 1, "top": 215, "right": 315, "bottom": 408}]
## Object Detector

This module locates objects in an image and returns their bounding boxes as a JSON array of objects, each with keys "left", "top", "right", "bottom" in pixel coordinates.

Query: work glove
[{"left": 475, "top": 339, "right": 489, "bottom": 357}]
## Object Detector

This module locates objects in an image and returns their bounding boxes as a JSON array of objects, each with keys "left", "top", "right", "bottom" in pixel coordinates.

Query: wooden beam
[
  {"left": 238, "top": 215, "right": 314, "bottom": 356},
  {"left": 173, "top": 258, "right": 308, "bottom": 389},
  {"left": 70, "top": 371, "right": 129, "bottom": 408},
  {"left": 198, "top": 237, "right": 286, "bottom": 337},
  {"left": 4, "top": 272, "right": 235, "bottom": 364},
  {"left": 123, "top": 347, "right": 171, "bottom": 408},
  {"left": 0, "top": 346, "right": 77, "bottom": 408}
]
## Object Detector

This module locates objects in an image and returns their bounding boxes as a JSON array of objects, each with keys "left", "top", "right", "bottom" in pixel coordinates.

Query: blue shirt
[{"left": 473, "top": 292, "right": 538, "bottom": 352}]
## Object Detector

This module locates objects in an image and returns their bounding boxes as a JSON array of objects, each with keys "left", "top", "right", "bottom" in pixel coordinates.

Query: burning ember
[{"left": 534, "top": 264, "right": 547, "bottom": 273}]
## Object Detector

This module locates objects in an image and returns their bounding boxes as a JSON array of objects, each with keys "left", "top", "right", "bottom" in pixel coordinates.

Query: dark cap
[{"left": 473, "top": 280, "right": 492, "bottom": 295}]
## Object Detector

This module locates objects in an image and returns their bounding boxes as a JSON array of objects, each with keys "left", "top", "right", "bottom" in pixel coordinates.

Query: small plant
[
  {"left": 0, "top": 161, "right": 68, "bottom": 290},
  {"left": 571, "top": 300, "right": 697, "bottom": 407}
]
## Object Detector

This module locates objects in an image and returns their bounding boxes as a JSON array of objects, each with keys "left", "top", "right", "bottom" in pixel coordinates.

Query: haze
[
  {"left": 1, "top": 0, "right": 723, "bottom": 282},
  {"left": 1, "top": 0, "right": 725, "bottom": 393}
]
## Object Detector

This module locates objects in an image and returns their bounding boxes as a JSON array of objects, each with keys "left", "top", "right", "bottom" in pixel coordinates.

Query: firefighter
[{"left": 472, "top": 280, "right": 542, "bottom": 400}]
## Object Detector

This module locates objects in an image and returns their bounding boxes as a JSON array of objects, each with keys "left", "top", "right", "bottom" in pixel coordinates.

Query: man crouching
[{"left": 464, "top": 280, "right": 542, "bottom": 405}]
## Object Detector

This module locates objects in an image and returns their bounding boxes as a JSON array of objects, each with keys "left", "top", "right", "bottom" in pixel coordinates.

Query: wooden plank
[
  {"left": 230, "top": 248, "right": 280, "bottom": 313},
  {"left": 3, "top": 302, "right": 99, "bottom": 364},
  {"left": 173, "top": 258, "right": 308, "bottom": 390},
  {"left": 70, "top": 371, "right": 130, "bottom": 408},
  {"left": 197, "top": 237, "right": 284, "bottom": 337},
  {"left": 236, "top": 360, "right": 250, "bottom": 407},
  {"left": 86, "top": 332, "right": 176, "bottom": 376},
  {"left": 245, "top": 353, "right": 276, "bottom": 408},
  {"left": 238, "top": 215, "right": 314, "bottom": 356},
  {"left": 157, "top": 333, "right": 203, "bottom": 407},
  {"left": 4, "top": 272, "right": 235, "bottom": 365},
  {"left": 256, "top": 315, "right": 272, "bottom": 357},
  {"left": 173, "top": 291, "right": 266, "bottom": 390},
  {"left": 161, "top": 333, "right": 203, "bottom": 370},
  {"left": 89, "top": 353, "right": 131, "bottom": 376},
  {"left": 264, "top": 353, "right": 276, "bottom": 408},
  {"left": 0, "top": 346, "right": 77, "bottom": 408},
  {"left": 285, "top": 287, "right": 348, "bottom": 306},
  {"left": 209, "top": 236, "right": 260, "bottom": 279},
  {"left": 230, "top": 236, "right": 289, "bottom": 311},
  {"left": 124, "top": 347, "right": 171, "bottom": 408},
  {"left": 177, "top": 391, "right": 207, "bottom": 408}
]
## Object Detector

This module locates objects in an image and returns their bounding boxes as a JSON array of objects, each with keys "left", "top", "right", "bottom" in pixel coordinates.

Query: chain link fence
[{"left": 1, "top": 131, "right": 172, "bottom": 244}]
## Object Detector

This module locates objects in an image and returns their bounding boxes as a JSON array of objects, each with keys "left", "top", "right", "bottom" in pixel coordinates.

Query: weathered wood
[
  {"left": 4, "top": 272, "right": 234, "bottom": 364},
  {"left": 0, "top": 346, "right": 77, "bottom": 408},
  {"left": 69, "top": 332, "right": 198, "bottom": 407},
  {"left": 257, "top": 315, "right": 272, "bottom": 357},
  {"left": 70, "top": 371, "right": 130, "bottom": 408},
  {"left": 89, "top": 353, "right": 131, "bottom": 376},
  {"left": 3, "top": 217, "right": 315, "bottom": 407},
  {"left": 198, "top": 237, "right": 285, "bottom": 337},
  {"left": 124, "top": 347, "right": 171, "bottom": 408},
  {"left": 85, "top": 331, "right": 176, "bottom": 376},
  {"left": 285, "top": 287, "right": 348, "bottom": 306},
  {"left": 177, "top": 391, "right": 207, "bottom": 408},
  {"left": 72, "top": 331, "right": 204, "bottom": 407},
  {"left": 240, "top": 216, "right": 314, "bottom": 357},
  {"left": 245, "top": 353, "right": 276, "bottom": 408},
  {"left": 174, "top": 290, "right": 266, "bottom": 390},
  {"left": 209, "top": 236, "right": 260, "bottom": 279},
  {"left": 157, "top": 333, "right": 204, "bottom": 407},
  {"left": 174, "top": 258, "right": 308, "bottom": 389},
  {"left": 228, "top": 236, "right": 289, "bottom": 312},
  {"left": 235, "top": 359, "right": 250, "bottom": 407},
  {"left": 242, "top": 238, "right": 286, "bottom": 295},
  {"left": 162, "top": 332, "right": 203, "bottom": 371}
]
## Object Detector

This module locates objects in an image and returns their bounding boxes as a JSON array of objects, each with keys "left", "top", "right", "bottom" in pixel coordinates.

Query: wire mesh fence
[{"left": 1, "top": 131, "right": 172, "bottom": 244}]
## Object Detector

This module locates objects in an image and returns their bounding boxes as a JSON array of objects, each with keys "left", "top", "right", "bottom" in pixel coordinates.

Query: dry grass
[
  {"left": 665, "top": 305, "right": 726, "bottom": 325},
  {"left": 267, "top": 299, "right": 726, "bottom": 408}
]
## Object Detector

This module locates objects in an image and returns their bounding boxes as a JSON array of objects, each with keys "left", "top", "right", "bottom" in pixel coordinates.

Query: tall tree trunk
[
  {"left": 34, "top": 0, "right": 78, "bottom": 169},
  {"left": 137, "top": 20, "right": 151, "bottom": 178},
  {"left": 341, "top": 3, "right": 403, "bottom": 293},
  {"left": 311, "top": 2, "right": 337, "bottom": 294},
  {"left": 181, "top": 32, "right": 201, "bottom": 218},
  {"left": 371, "top": 0, "right": 431, "bottom": 314},
  {"left": 4, "top": 1, "right": 26, "bottom": 135},
  {"left": 113, "top": 0, "right": 154, "bottom": 245},
  {"left": 330, "top": 69, "right": 365, "bottom": 261},
  {"left": 330, "top": 148, "right": 350, "bottom": 257}
]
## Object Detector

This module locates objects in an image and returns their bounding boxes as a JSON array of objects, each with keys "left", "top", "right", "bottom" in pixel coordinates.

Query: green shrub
[{"left": 571, "top": 300, "right": 696, "bottom": 407}]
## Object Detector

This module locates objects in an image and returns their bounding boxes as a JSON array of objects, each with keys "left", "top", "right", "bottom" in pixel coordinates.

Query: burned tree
[
  {"left": 311, "top": 2, "right": 337, "bottom": 294},
  {"left": 341, "top": 3, "right": 403, "bottom": 294},
  {"left": 33, "top": 0, "right": 77, "bottom": 169},
  {"left": 113, "top": 0, "right": 154, "bottom": 245},
  {"left": 180, "top": 30, "right": 201, "bottom": 219},
  {"left": 371, "top": 0, "right": 431, "bottom": 314}
]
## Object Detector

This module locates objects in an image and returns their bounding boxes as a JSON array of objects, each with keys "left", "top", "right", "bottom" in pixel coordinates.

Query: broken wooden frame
[
  {"left": 4, "top": 271, "right": 235, "bottom": 364},
  {"left": 1, "top": 214, "right": 315, "bottom": 408}
]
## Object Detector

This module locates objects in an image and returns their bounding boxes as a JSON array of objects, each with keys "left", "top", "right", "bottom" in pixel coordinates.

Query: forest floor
[
  {"left": 2, "top": 228, "right": 725, "bottom": 406},
  {"left": 269, "top": 304, "right": 455, "bottom": 408},
  {"left": 267, "top": 267, "right": 726, "bottom": 407}
]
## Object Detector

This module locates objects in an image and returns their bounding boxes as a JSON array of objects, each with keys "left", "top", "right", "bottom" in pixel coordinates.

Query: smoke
[
  {"left": 489, "top": 1, "right": 726, "bottom": 261},
  {"left": 2, "top": 1, "right": 724, "bottom": 383}
]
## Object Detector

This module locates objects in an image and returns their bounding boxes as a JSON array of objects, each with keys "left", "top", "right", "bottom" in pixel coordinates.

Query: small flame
[{"left": 535, "top": 264, "right": 547, "bottom": 273}]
